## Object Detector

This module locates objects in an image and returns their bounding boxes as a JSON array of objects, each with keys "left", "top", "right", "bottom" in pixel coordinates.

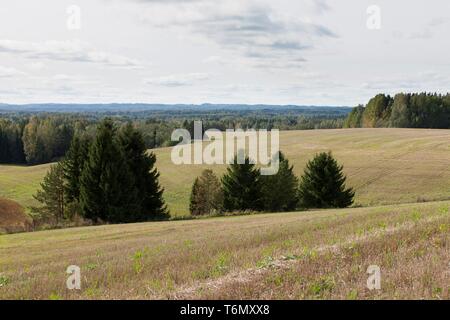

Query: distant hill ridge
[{"left": 0, "top": 103, "right": 352, "bottom": 113}]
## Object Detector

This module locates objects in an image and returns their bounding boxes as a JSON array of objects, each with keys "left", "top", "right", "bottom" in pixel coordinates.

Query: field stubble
[{"left": 0, "top": 200, "right": 448, "bottom": 299}]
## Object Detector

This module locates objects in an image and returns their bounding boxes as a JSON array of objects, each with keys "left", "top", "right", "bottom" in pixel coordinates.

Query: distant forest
[
  {"left": 344, "top": 93, "right": 450, "bottom": 128},
  {"left": 0, "top": 105, "right": 348, "bottom": 165},
  {"left": 2, "top": 94, "right": 449, "bottom": 166}
]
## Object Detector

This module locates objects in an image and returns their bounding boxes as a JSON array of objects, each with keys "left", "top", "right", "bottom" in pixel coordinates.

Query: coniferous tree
[
  {"left": 189, "top": 177, "right": 203, "bottom": 216},
  {"left": 222, "top": 153, "right": 262, "bottom": 212},
  {"left": 79, "top": 119, "right": 136, "bottom": 223},
  {"left": 189, "top": 169, "right": 223, "bottom": 216},
  {"left": 117, "top": 123, "right": 167, "bottom": 221},
  {"left": 62, "top": 135, "right": 90, "bottom": 204},
  {"left": 261, "top": 152, "right": 299, "bottom": 212},
  {"left": 31, "top": 162, "right": 66, "bottom": 224},
  {"left": 298, "top": 152, "right": 354, "bottom": 209}
]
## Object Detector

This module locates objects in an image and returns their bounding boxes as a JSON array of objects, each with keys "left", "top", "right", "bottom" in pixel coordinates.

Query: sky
[{"left": 0, "top": 0, "right": 449, "bottom": 106}]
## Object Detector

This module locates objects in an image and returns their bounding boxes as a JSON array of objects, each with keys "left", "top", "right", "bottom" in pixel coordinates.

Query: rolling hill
[
  {"left": 0, "top": 128, "right": 449, "bottom": 299},
  {"left": 1, "top": 128, "right": 450, "bottom": 216}
]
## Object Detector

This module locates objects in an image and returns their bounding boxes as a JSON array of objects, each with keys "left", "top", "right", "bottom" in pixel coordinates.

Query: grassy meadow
[
  {"left": 2, "top": 128, "right": 450, "bottom": 216},
  {"left": 0, "top": 200, "right": 448, "bottom": 299}
]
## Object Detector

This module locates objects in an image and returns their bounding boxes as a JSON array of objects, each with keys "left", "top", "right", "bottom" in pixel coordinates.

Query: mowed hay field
[
  {"left": 1, "top": 128, "right": 450, "bottom": 216},
  {"left": 0, "top": 200, "right": 448, "bottom": 299},
  {"left": 156, "top": 128, "right": 450, "bottom": 215}
]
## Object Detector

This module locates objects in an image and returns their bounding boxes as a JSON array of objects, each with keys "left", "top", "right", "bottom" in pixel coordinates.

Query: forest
[
  {"left": 0, "top": 106, "right": 347, "bottom": 165},
  {"left": 344, "top": 92, "right": 450, "bottom": 128},
  {"left": 2, "top": 93, "right": 450, "bottom": 165}
]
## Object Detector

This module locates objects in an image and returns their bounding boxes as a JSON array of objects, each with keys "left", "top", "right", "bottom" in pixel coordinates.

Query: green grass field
[
  {"left": 2, "top": 128, "right": 450, "bottom": 216},
  {"left": 0, "top": 200, "right": 448, "bottom": 299}
]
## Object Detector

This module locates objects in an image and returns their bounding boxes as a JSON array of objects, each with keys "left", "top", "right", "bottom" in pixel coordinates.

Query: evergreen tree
[
  {"left": 298, "top": 152, "right": 354, "bottom": 209},
  {"left": 31, "top": 162, "right": 65, "bottom": 224},
  {"left": 189, "top": 169, "right": 223, "bottom": 216},
  {"left": 222, "top": 153, "right": 262, "bottom": 211},
  {"left": 62, "top": 135, "right": 90, "bottom": 204},
  {"left": 117, "top": 123, "right": 168, "bottom": 221},
  {"left": 261, "top": 152, "right": 299, "bottom": 212},
  {"left": 79, "top": 119, "right": 136, "bottom": 223},
  {"left": 190, "top": 177, "right": 203, "bottom": 216},
  {"left": 0, "top": 128, "right": 8, "bottom": 162}
]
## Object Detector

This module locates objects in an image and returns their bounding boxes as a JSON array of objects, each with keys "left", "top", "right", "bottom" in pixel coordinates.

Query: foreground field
[
  {"left": 0, "top": 200, "right": 448, "bottom": 299},
  {"left": 1, "top": 128, "right": 450, "bottom": 216}
]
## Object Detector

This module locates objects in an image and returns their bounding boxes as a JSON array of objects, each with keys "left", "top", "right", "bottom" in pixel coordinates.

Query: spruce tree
[
  {"left": 31, "top": 162, "right": 65, "bottom": 224},
  {"left": 222, "top": 153, "right": 262, "bottom": 212},
  {"left": 261, "top": 151, "right": 299, "bottom": 212},
  {"left": 117, "top": 123, "right": 167, "bottom": 221},
  {"left": 298, "top": 152, "right": 354, "bottom": 209},
  {"left": 189, "top": 169, "right": 223, "bottom": 216},
  {"left": 79, "top": 119, "right": 137, "bottom": 223},
  {"left": 189, "top": 177, "right": 204, "bottom": 216},
  {"left": 62, "top": 135, "right": 90, "bottom": 204}
]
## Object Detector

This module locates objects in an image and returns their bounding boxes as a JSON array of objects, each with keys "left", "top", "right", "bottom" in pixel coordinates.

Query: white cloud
[
  {"left": 0, "top": 65, "right": 27, "bottom": 78},
  {"left": 0, "top": 39, "right": 141, "bottom": 68},
  {"left": 143, "top": 73, "right": 210, "bottom": 87},
  {"left": 361, "top": 71, "right": 450, "bottom": 92}
]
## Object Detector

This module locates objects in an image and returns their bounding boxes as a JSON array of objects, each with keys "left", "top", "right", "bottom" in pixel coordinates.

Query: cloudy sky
[{"left": 0, "top": 0, "right": 449, "bottom": 106}]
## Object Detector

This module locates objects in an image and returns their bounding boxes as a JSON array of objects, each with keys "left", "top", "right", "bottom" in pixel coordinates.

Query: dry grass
[
  {"left": 2, "top": 128, "right": 450, "bottom": 217},
  {"left": 0, "top": 198, "right": 33, "bottom": 234},
  {"left": 0, "top": 200, "right": 448, "bottom": 299},
  {"left": 155, "top": 128, "right": 450, "bottom": 215}
]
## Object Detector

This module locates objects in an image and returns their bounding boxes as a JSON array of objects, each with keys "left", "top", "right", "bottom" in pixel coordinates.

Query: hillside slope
[
  {"left": 0, "top": 200, "right": 448, "bottom": 299},
  {"left": 153, "top": 128, "right": 450, "bottom": 215},
  {"left": 1, "top": 128, "right": 450, "bottom": 216}
]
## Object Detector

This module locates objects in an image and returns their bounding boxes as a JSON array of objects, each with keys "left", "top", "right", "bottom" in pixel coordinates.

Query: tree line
[
  {"left": 189, "top": 151, "right": 354, "bottom": 216},
  {"left": 0, "top": 112, "right": 346, "bottom": 165},
  {"left": 31, "top": 119, "right": 167, "bottom": 226},
  {"left": 344, "top": 92, "right": 450, "bottom": 128},
  {"left": 0, "top": 115, "right": 90, "bottom": 165}
]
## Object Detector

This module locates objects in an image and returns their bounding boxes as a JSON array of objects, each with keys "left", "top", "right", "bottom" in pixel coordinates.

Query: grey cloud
[
  {"left": 310, "top": 0, "right": 330, "bottom": 14},
  {"left": 189, "top": 7, "right": 336, "bottom": 68},
  {"left": 135, "top": 1, "right": 337, "bottom": 69},
  {"left": 0, "top": 40, "right": 140, "bottom": 68}
]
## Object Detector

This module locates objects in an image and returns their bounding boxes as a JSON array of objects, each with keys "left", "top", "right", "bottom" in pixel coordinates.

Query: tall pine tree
[
  {"left": 298, "top": 152, "right": 354, "bottom": 209},
  {"left": 79, "top": 119, "right": 137, "bottom": 223},
  {"left": 62, "top": 135, "right": 90, "bottom": 204},
  {"left": 189, "top": 169, "right": 223, "bottom": 216},
  {"left": 31, "top": 162, "right": 66, "bottom": 224},
  {"left": 261, "top": 151, "right": 299, "bottom": 212},
  {"left": 222, "top": 153, "right": 262, "bottom": 212},
  {"left": 117, "top": 123, "right": 167, "bottom": 221}
]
